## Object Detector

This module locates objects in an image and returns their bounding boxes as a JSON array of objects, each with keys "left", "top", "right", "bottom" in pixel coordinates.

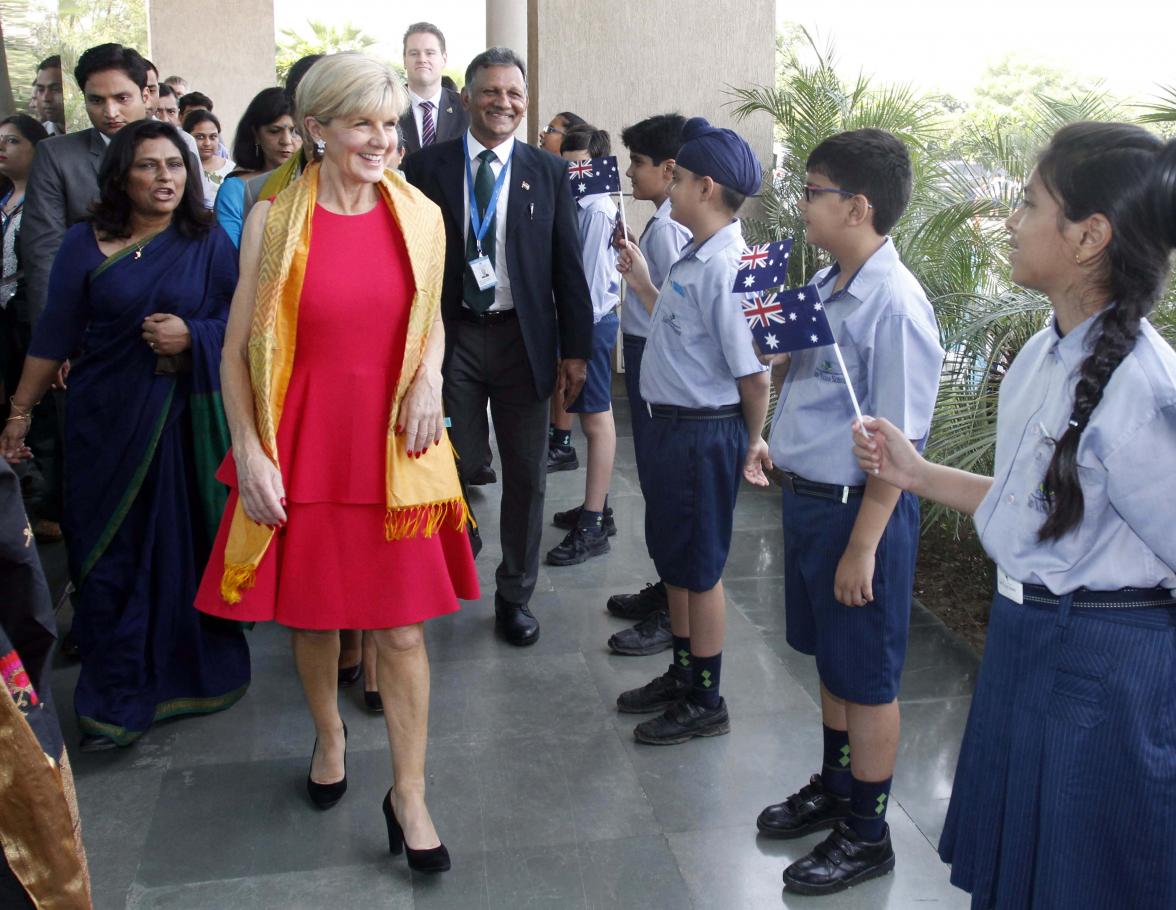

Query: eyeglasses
[
  {"left": 540, "top": 125, "right": 565, "bottom": 137},
  {"left": 803, "top": 184, "right": 859, "bottom": 203}
]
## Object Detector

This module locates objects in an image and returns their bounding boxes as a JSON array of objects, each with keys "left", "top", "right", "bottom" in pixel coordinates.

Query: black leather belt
[
  {"left": 1022, "top": 584, "right": 1174, "bottom": 610},
  {"left": 622, "top": 333, "right": 647, "bottom": 345},
  {"left": 648, "top": 404, "right": 741, "bottom": 421},
  {"left": 778, "top": 470, "right": 863, "bottom": 503},
  {"left": 458, "top": 307, "right": 517, "bottom": 324}
]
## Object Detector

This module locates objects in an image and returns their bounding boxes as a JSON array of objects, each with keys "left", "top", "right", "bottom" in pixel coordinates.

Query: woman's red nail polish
[{"left": 280, "top": 497, "right": 287, "bottom": 506}]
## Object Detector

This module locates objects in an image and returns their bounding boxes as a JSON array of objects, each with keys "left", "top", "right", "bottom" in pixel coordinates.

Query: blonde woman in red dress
[{"left": 196, "top": 54, "right": 478, "bottom": 873}]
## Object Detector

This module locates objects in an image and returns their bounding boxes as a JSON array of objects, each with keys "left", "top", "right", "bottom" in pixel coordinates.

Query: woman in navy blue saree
[{"left": 2, "top": 120, "right": 249, "bottom": 751}]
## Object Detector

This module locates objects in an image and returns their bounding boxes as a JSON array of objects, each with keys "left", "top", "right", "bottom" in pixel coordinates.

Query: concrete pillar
[
  {"left": 485, "top": 0, "right": 530, "bottom": 139},
  {"left": 147, "top": 0, "right": 276, "bottom": 155},
  {"left": 532, "top": 0, "right": 776, "bottom": 225}
]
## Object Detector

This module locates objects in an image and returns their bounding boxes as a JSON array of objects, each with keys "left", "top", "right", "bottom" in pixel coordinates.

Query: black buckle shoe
[
  {"left": 757, "top": 773, "right": 851, "bottom": 839},
  {"left": 608, "top": 606, "right": 671, "bottom": 656},
  {"left": 782, "top": 821, "right": 895, "bottom": 896},
  {"left": 553, "top": 505, "right": 617, "bottom": 536},
  {"left": 545, "top": 526, "right": 610, "bottom": 566},
  {"left": 633, "top": 697, "right": 730, "bottom": 745},
  {"left": 546, "top": 445, "right": 579, "bottom": 473},
  {"left": 617, "top": 670, "right": 691, "bottom": 714},
  {"left": 495, "top": 595, "right": 540, "bottom": 647},
  {"left": 606, "top": 581, "right": 667, "bottom": 619}
]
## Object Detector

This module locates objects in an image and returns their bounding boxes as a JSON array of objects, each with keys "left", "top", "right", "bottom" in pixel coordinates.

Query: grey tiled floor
[{"left": 42, "top": 398, "right": 979, "bottom": 909}]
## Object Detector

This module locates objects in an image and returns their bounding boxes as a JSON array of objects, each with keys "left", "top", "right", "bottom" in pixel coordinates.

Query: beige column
[
  {"left": 485, "top": 0, "right": 531, "bottom": 139},
  {"left": 533, "top": 0, "right": 776, "bottom": 222},
  {"left": 147, "top": 0, "right": 276, "bottom": 153}
]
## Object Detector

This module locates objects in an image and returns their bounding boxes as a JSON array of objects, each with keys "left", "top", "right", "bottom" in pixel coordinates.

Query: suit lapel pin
[
  {"left": 521, "top": 181, "right": 531, "bottom": 191},
  {"left": 446, "top": 106, "right": 453, "bottom": 114}
]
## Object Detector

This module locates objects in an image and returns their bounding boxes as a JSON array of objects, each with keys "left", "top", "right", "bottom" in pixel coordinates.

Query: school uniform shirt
[
  {"left": 462, "top": 130, "right": 514, "bottom": 312},
  {"left": 639, "top": 219, "right": 767, "bottom": 409},
  {"left": 974, "top": 313, "right": 1176, "bottom": 594},
  {"left": 576, "top": 192, "right": 620, "bottom": 324},
  {"left": 769, "top": 237, "right": 944, "bottom": 486},
  {"left": 623, "top": 197, "right": 692, "bottom": 338}
]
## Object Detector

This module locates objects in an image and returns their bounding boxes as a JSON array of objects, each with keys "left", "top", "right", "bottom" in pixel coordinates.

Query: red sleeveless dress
[{"left": 195, "top": 203, "right": 479, "bottom": 629}]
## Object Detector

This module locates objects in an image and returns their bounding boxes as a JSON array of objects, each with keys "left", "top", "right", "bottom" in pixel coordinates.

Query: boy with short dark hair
[
  {"left": 605, "top": 113, "right": 693, "bottom": 656},
  {"left": 750, "top": 128, "right": 944, "bottom": 895},
  {"left": 546, "top": 125, "right": 621, "bottom": 565},
  {"left": 615, "top": 117, "right": 770, "bottom": 744}
]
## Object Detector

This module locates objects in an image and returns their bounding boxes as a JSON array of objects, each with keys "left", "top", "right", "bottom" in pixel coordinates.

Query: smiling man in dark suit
[
  {"left": 400, "top": 23, "right": 469, "bottom": 158},
  {"left": 402, "top": 46, "right": 593, "bottom": 646}
]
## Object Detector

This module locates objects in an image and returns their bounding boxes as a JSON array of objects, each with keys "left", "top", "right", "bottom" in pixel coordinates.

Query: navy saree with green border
[{"left": 28, "top": 222, "right": 249, "bottom": 746}]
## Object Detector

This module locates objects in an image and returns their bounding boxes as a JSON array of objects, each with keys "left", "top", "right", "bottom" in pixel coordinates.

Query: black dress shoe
[
  {"left": 495, "top": 595, "right": 540, "bottom": 646},
  {"left": 757, "top": 773, "right": 851, "bottom": 839},
  {"left": 467, "top": 464, "right": 497, "bottom": 486},
  {"left": 306, "top": 722, "right": 348, "bottom": 810},
  {"left": 782, "top": 820, "right": 895, "bottom": 895},
  {"left": 337, "top": 663, "right": 362, "bottom": 687},
  {"left": 608, "top": 606, "right": 672, "bottom": 656},
  {"left": 606, "top": 581, "right": 666, "bottom": 619},
  {"left": 633, "top": 697, "right": 730, "bottom": 745},
  {"left": 382, "top": 789, "right": 451, "bottom": 873},
  {"left": 546, "top": 445, "right": 579, "bottom": 473},
  {"left": 364, "top": 689, "right": 384, "bottom": 713},
  {"left": 546, "top": 526, "right": 610, "bottom": 566},
  {"left": 79, "top": 733, "right": 120, "bottom": 753},
  {"left": 616, "top": 669, "right": 691, "bottom": 714},
  {"left": 553, "top": 505, "right": 617, "bottom": 536}
]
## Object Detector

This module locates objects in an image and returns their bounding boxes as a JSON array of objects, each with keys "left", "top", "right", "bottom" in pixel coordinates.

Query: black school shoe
[
  {"left": 757, "top": 773, "right": 851, "bottom": 838},
  {"left": 607, "top": 606, "right": 672, "bottom": 656},
  {"left": 782, "top": 820, "right": 895, "bottom": 896},
  {"left": 606, "top": 581, "right": 667, "bottom": 620},
  {"left": 546, "top": 445, "right": 579, "bottom": 473},
  {"left": 633, "top": 697, "right": 729, "bottom": 745},
  {"left": 553, "top": 505, "right": 617, "bottom": 536},
  {"left": 616, "top": 669, "right": 691, "bottom": 714},
  {"left": 546, "top": 526, "right": 610, "bottom": 566}
]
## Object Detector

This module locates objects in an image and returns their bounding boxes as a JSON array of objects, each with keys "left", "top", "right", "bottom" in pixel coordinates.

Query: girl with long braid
[{"left": 852, "top": 121, "right": 1176, "bottom": 909}]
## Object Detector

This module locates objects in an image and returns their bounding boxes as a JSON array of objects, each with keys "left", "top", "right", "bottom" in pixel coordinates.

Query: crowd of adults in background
[{"left": 2, "top": 17, "right": 1175, "bottom": 910}]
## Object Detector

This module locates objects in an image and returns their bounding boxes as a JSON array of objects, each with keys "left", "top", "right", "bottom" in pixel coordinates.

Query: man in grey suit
[{"left": 400, "top": 23, "right": 469, "bottom": 158}]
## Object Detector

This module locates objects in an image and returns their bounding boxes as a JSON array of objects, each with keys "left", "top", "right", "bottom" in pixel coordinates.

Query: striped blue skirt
[{"left": 939, "top": 590, "right": 1176, "bottom": 909}]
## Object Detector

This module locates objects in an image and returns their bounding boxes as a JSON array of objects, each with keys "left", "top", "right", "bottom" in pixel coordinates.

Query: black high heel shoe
[
  {"left": 381, "top": 789, "right": 451, "bottom": 873},
  {"left": 306, "top": 722, "right": 348, "bottom": 810}
]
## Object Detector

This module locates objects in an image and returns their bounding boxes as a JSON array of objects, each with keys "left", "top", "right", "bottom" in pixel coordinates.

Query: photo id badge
[{"left": 468, "top": 256, "right": 497, "bottom": 292}]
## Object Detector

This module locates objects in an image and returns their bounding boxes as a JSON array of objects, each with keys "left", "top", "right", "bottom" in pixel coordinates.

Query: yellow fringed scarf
[{"left": 219, "top": 161, "right": 469, "bottom": 604}]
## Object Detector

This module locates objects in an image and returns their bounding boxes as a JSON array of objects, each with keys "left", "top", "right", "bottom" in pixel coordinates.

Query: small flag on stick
[
  {"left": 733, "top": 239, "right": 793, "bottom": 292},
  {"left": 567, "top": 155, "right": 620, "bottom": 197},
  {"left": 742, "top": 284, "right": 868, "bottom": 429}
]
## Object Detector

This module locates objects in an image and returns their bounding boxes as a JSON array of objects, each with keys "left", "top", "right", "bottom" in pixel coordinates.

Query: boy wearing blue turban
[{"left": 614, "top": 117, "right": 770, "bottom": 744}]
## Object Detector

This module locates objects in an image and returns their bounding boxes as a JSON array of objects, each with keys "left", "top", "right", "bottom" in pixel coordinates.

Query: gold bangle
[{"left": 7, "top": 396, "right": 33, "bottom": 418}]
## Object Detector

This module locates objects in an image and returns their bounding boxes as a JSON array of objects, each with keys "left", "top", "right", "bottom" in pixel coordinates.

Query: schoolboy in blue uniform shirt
[
  {"left": 606, "top": 114, "right": 694, "bottom": 656},
  {"left": 749, "top": 129, "right": 944, "bottom": 894},
  {"left": 547, "top": 126, "right": 621, "bottom": 565},
  {"left": 616, "top": 117, "right": 770, "bottom": 744}
]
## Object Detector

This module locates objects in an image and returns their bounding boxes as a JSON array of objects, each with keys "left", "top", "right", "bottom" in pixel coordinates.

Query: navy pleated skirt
[{"left": 939, "top": 590, "right": 1176, "bottom": 909}]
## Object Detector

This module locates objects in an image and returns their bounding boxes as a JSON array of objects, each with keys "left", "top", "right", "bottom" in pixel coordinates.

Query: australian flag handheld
[
  {"left": 733, "top": 239, "right": 793, "bottom": 293},
  {"left": 567, "top": 155, "right": 621, "bottom": 198},
  {"left": 741, "top": 284, "right": 832, "bottom": 355}
]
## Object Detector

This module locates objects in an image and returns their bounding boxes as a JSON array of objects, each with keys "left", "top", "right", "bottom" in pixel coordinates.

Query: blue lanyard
[{"left": 463, "top": 135, "right": 513, "bottom": 256}]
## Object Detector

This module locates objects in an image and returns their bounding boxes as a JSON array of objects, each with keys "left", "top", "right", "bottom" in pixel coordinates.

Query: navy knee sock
[
  {"left": 820, "top": 725, "right": 852, "bottom": 798},
  {"left": 669, "top": 635, "right": 691, "bottom": 681},
  {"left": 689, "top": 652, "right": 722, "bottom": 709},
  {"left": 549, "top": 424, "right": 572, "bottom": 449},
  {"left": 848, "top": 775, "right": 892, "bottom": 842}
]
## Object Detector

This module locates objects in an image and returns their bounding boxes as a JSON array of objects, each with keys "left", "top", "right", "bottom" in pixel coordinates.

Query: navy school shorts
[
  {"left": 640, "top": 410, "right": 748, "bottom": 592},
  {"left": 781, "top": 485, "right": 919, "bottom": 704},
  {"left": 568, "top": 310, "right": 619, "bottom": 414}
]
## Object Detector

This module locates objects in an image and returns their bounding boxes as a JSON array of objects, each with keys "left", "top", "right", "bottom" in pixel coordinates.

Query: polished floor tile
[{"left": 43, "top": 412, "right": 980, "bottom": 908}]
